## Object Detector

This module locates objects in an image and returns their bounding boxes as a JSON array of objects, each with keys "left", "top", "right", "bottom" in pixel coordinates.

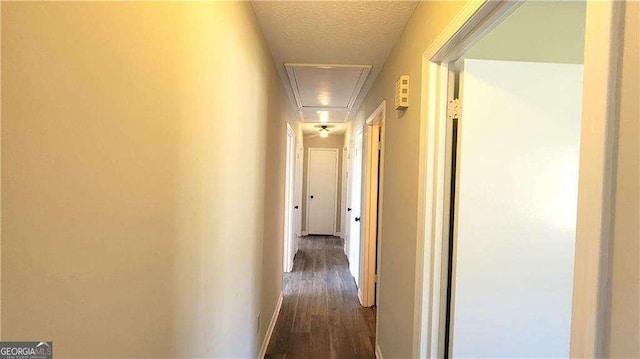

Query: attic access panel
[{"left": 285, "top": 64, "right": 372, "bottom": 110}]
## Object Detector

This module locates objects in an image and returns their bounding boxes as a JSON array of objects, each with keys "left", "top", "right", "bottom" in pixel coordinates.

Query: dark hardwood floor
[{"left": 265, "top": 235, "right": 376, "bottom": 359}]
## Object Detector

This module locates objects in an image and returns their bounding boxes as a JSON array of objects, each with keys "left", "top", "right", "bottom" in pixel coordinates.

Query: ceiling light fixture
[{"left": 319, "top": 126, "right": 329, "bottom": 138}]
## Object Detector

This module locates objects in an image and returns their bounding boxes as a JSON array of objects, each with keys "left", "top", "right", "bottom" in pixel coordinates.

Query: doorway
[
  {"left": 359, "top": 101, "right": 386, "bottom": 307},
  {"left": 306, "top": 148, "right": 339, "bottom": 235},
  {"left": 416, "top": 1, "right": 623, "bottom": 358},
  {"left": 440, "top": 3, "right": 586, "bottom": 357},
  {"left": 445, "top": 58, "right": 583, "bottom": 358}
]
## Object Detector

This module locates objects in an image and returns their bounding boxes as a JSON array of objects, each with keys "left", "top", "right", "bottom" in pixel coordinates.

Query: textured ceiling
[{"left": 251, "top": 1, "right": 418, "bottom": 132}]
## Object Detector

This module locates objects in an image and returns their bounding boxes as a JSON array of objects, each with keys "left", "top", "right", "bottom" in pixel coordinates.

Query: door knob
[
  {"left": 355, "top": 217, "right": 361, "bottom": 222},
  {"left": 347, "top": 208, "right": 352, "bottom": 212}
]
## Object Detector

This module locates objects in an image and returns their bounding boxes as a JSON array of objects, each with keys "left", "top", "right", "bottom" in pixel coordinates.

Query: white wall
[{"left": 451, "top": 59, "right": 583, "bottom": 358}]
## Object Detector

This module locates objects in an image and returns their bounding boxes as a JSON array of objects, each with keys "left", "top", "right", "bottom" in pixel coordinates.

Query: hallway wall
[
  {"left": 1, "top": 2, "right": 298, "bottom": 357},
  {"left": 301, "top": 134, "right": 344, "bottom": 234},
  {"left": 347, "top": 1, "right": 639, "bottom": 358},
  {"left": 347, "top": 2, "right": 467, "bottom": 357}
]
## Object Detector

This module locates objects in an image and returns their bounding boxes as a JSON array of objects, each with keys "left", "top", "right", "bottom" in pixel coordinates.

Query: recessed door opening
[
  {"left": 359, "top": 101, "right": 386, "bottom": 308},
  {"left": 435, "top": 2, "right": 587, "bottom": 358}
]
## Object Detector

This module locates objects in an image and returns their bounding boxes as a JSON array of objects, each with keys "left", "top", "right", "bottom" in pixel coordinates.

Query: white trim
[
  {"left": 258, "top": 292, "right": 283, "bottom": 359},
  {"left": 366, "top": 101, "right": 386, "bottom": 126},
  {"left": 424, "top": 1, "right": 523, "bottom": 64},
  {"left": 334, "top": 231, "right": 341, "bottom": 237},
  {"left": 414, "top": 61, "right": 452, "bottom": 359},
  {"left": 305, "top": 147, "right": 340, "bottom": 235},
  {"left": 414, "top": 0, "right": 621, "bottom": 357},
  {"left": 302, "top": 231, "right": 308, "bottom": 236},
  {"left": 375, "top": 344, "right": 383, "bottom": 359}
]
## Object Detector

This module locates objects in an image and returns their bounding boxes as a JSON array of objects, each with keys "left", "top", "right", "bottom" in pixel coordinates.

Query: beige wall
[
  {"left": 302, "top": 134, "right": 344, "bottom": 234},
  {"left": 349, "top": 2, "right": 466, "bottom": 357},
  {"left": 465, "top": 1, "right": 586, "bottom": 64},
  {"left": 1, "top": 2, "right": 298, "bottom": 357},
  {"left": 609, "top": 2, "right": 639, "bottom": 357},
  {"left": 349, "top": 1, "right": 637, "bottom": 358}
]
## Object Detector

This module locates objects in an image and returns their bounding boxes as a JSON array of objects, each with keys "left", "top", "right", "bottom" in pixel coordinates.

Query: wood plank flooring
[{"left": 265, "top": 236, "right": 376, "bottom": 359}]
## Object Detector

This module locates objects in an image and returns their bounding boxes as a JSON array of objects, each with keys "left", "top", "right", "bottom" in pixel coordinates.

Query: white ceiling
[{"left": 251, "top": 1, "right": 419, "bottom": 136}]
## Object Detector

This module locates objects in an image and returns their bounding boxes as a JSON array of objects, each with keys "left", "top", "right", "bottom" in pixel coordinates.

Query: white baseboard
[
  {"left": 358, "top": 287, "right": 365, "bottom": 307},
  {"left": 258, "top": 292, "right": 283, "bottom": 359},
  {"left": 375, "top": 344, "right": 383, "bottom": 359}
]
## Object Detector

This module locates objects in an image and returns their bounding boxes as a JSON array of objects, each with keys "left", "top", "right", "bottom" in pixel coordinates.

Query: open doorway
[
  {"left": 442, "top": 3, "right": 586, "bottom": 357},
  {"left": 415, "top": 1, "right": 625, "bottom": 358},
  {"left": 359, "top": 101, "right": 386, "bottom": 308}
]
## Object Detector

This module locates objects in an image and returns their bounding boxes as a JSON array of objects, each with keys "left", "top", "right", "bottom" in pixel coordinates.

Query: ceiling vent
[{"left": 285, "top": 64, "right": 371, "bottom": 110}]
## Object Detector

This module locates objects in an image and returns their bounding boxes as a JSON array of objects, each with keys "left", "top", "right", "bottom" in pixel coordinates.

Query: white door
[
  {"left": 283, "top": 126, "right": 297, "bottom": 272},
  {"left": 294, "top": 141, "right": 304, "bottom": 252},
  {"left": 306, "top": 148, "right": 338, "bottom": 235},
  {"left": 450, "top": 59, "right": 583, "bottom": 358},
  {"left": 340, "top": 146, "right": 349, "bottom": 239},
  {"left": 344, "top": 143, "right": 352, "bottom": 256},
  {"left": 348, "top": 130, "right": 364, "bottom": 285}
]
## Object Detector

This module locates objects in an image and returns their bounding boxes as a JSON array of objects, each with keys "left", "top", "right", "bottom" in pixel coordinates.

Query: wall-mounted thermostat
[{"left": 395, "top": 75, "right": 409, "bottom": 110}]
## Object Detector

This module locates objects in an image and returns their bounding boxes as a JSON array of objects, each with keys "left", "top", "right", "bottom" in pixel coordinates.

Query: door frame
[
  {"left": 359, "top": 100, "right": 386, "bottom": 308},
  {"left": 305, "top": 147, "right": 339, "bottom": 236},
  {"left": 413, "top": 1, "right": 625, "bottom": 357}
]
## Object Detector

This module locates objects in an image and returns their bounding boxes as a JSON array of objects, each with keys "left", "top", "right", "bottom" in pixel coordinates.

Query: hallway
[
  {"left": 266, "top": 236, "right": 376, "bottom": 358},
  {"left": 2, "top": 2, "right": 637, "bottom": 358}
]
